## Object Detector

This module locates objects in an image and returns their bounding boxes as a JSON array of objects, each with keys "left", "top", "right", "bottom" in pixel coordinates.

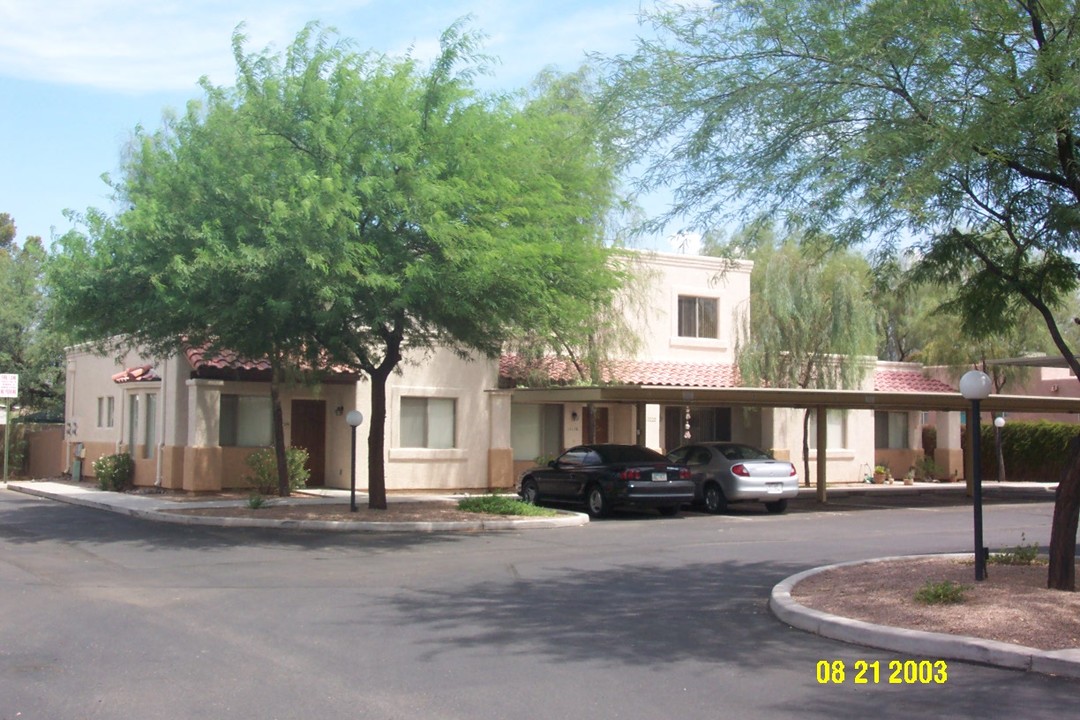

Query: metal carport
[{"left": 511, "top": 385, "right": 1080, "bottom": 502}]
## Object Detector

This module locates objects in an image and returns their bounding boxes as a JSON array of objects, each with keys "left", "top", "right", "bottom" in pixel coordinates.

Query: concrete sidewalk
[{"left": 1, "top": 480, "right": 589, "bottom": 532}]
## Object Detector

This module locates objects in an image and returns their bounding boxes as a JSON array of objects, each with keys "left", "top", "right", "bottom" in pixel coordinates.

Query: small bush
[
  {"left": 921, "top": 425, "right": 937, "bottom": 459},
  {"left": 458, "top": 495, "right": 559, "bottom": 517},
  {"left": 990, "top": 533, "right": 1042, "bottom": 565},
  {"left": 93, "top": 453, "right": 134, "bottom": 492},
  {"left": 915, "top": 580, "right": 969, "bottom": 605},
  {"left": 244, "top": 447, "right": 310, "bottom": 495},
  {"left": 914, "top": 456, "right": 943, "bottom": 481},
  {"left": 247, "top": 493, "right": 266, "bottom": 509}
]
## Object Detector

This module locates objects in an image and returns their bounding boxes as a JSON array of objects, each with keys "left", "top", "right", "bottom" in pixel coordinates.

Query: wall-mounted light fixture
[{"left": 334, "top": 405, "right": 344, "bottom": 416}]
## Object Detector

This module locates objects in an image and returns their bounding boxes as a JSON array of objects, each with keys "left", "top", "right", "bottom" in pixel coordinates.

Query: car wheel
[
  {"left": 520, "top": 477, "right": 540, "bottom": 505},
  {"left": 703, "top": 483, "right": 727, "bottom": 514},
  {"left": 657, "top": 505, "right": 680, "bottom": 517},
  {"left": 764, "top": 498, "right": 788, "bottom": 514},
  {"left": 585, "top": 484, "right": 610, "bottom": 518}
]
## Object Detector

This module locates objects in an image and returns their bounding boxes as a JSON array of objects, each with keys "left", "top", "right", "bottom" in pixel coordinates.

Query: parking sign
[{"left": 0, "top": 374, "right": 17, "bottom": 398}]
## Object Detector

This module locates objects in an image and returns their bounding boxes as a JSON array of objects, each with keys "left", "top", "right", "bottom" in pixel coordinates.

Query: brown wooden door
[
  {"left": 290, "top": 400, "right": 326, "bottom": 486},
  {"left": 581, "top": 405, "right": 609, "bottom": 444}
]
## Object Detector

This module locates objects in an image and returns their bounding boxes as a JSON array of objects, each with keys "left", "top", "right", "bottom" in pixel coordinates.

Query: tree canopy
[
  {"left": 48, "top": 21, "right": 625, "bottom": 507},
  {"left": 604, "top": 0, "right": 1080, "bottom": 589},
  {"left": 729, "top": 230, "right": 876, "bottom": 484},
  {"left": 0, "top": 216, "right": 64, "bottom": 414}
]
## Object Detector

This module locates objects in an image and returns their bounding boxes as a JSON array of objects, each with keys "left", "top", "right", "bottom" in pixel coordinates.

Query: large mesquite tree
[{"left": 49, "top": 21, "right": 624, "bottom": 507}]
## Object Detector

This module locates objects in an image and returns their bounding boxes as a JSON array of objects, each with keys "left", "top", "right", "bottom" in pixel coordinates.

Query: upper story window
[{"left": 678, "top": 296, "right": 718, "bottom": 338}]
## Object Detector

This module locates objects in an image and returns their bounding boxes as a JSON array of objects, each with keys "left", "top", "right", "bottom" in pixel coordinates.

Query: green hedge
[{"left": 977, "top": 420, "right": 1080, "bottom": 482}]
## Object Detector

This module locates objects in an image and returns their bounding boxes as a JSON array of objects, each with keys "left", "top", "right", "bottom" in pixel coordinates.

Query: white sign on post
[{"left": 0, "top": 374, "right": 17, "bottom": 398}]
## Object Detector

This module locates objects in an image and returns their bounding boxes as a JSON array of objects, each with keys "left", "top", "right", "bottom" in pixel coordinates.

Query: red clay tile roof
[
  {"left": 499, "top": 355, "right": 740, "bottom": 388},
  {"left": 184, "top": 347, "right": 272, "bottom": 374},
  {"left": 111, "top": 365, "right": 160, "bottom": 384},
  {"left": 183, "top": 346, "right": 358, "bottom": 382},
  {"left": 502, "top": 356, "right": 958, "bottom": 394},
  {"left": 874, "top": 370, "right": 956, "bottom": 393}
]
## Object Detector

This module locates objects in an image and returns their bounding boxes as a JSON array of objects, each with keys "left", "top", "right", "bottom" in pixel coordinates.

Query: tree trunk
[
  {"left": 1048, "top": 434, "right": 1080, "bottom": 591},
  {"left": 269, "top": 370, "right": 290, "bottom": 498},
  {"left": 367, "top": 367, "right": 390, "bottom": 510}
]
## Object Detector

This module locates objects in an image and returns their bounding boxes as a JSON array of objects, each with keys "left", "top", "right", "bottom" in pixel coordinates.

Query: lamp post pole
[
  {"left": 346, "top": 410, "right": 364, "bottom": 512},
  {"left": 2, "top": 404, "right": 9, "bottom": 483},
  {"left": 971, "top": 395, "right": 986, "bottom": 581},
  {"left": 960, "top": 370, "right": 992, "bottom": 582}
]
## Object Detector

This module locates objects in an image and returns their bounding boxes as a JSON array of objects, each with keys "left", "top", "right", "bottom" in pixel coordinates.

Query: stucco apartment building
[{"left": 62, "top": 250, "right": 957, "bottom": 493}]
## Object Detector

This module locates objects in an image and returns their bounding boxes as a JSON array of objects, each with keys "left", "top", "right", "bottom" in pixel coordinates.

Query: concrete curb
[
  {"left": 770, "top": 554, "right": 1080, "bottom": 679},
  {"left": 5, "top": 481, "right": 590, "bottom": 533}
]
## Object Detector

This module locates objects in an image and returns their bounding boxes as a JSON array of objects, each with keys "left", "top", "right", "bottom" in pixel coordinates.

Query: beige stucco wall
[
  {"left": 626, "top": 251, "right": 751, "bottom": 364},
  {"left": 341, "top": 352, "right": 501, "bottom": 493}
]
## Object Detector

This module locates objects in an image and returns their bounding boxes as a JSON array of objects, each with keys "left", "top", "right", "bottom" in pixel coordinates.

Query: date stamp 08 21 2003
[{"left": 816, "top": 659, "right": 948, "bottom": 685}]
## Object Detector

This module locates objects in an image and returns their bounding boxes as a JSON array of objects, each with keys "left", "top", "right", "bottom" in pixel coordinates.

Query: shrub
[
  {"left": 244, "top": 447, "right": 310, "bottom": 495},
  {"left": 976, "top": 421, "right": 1080, "bottom": 482},
  {"left": 458, "top": 495, "right": 559, "bottom": 517},
  {"left": 914, "top": 456, "right": 943, "bottom": 481},
  {"left": 914, "top": 580, "right": 969, "bottom": 605},
  {"left": 0, "top": 422, "right": 29, "bottom": 476},
  {"left": 990, "top": 534, "right": 1042, "bottom": 566},
  {"left": 247, "top": 493, "right": 267, "bottom": 509},
  {"left": 93, "top": 453, "right": 134, "bottom": 492},
  {"left": 921, "top": 425, "right": 937, "bottom": 459}
]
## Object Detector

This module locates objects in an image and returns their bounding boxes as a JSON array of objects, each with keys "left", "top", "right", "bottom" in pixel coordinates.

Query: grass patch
[
  {"left": 915, "top": 579, "right": 970, "bottom": 605},
  {"left": 458, "top": 495, "right": 559, "bottom": 517},
  {"left": 989, "top": 533, "right": 1042, "bottom": 565}
]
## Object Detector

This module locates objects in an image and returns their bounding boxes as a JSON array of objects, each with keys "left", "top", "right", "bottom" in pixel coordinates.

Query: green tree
[
  {"left": 605, "top": 0, "right": 1080, "bottom": 590},
  {"left": 0, "top": 218, "right": 64, "bottom": 415},
  {"left": 49, "top": 22, "right": 624, "bottom": 508},
  {"left": 733, "top": 235, "right": 876, "bottom": 486}
]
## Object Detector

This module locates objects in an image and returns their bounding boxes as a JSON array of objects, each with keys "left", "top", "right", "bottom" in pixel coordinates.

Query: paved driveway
[{"left": 1, "top": 487, "right": 1076, "bottom": 719}]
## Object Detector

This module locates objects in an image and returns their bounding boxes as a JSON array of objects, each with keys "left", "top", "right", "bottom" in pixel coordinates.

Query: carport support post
[{"left": 816, "top": 405, "right": 827, "bottom": 503}]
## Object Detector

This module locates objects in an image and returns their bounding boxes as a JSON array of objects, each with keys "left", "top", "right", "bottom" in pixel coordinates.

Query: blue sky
[{"left": 1, "top": 0, "right": 693, "bottom": 251}]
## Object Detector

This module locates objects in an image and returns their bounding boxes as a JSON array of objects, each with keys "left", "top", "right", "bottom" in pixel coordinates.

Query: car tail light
[
  {"left": 618, "top": 469, "right": 641, "bottom": 480},
  {"left": 788, "top": 463, "right": 797, "bottom": 476},
  {"left": 679, "top": 467, "right": 691, "bottom": 480},
  {"left": 731, "top": 464, "right": 750, "bottom": 477}
]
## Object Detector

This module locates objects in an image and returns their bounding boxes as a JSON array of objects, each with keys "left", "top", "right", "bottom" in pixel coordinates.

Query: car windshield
[
  {"left": 597, "top": 445, "right": 667, "bottom": 464},
  {"left": 718, "top": 444, "right": 773, "bottom": 461}
]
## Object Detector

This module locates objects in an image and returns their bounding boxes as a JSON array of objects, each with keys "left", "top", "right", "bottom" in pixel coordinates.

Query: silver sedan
[{"left": 666, "top": 442, "right": 799, "bottom": 514}]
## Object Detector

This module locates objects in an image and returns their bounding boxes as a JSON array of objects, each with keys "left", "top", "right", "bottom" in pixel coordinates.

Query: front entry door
[
  {"left": 290, "top": 399, "right": 326, "bottom": 487},
  {"left": 581, "top": 405, "right": 609, "bottom": 444}
]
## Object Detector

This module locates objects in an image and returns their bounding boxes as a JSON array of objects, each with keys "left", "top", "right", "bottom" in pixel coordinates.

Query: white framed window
[
  {"left": 512, "top": 404, "right": 564, "bottom": 461},
  {"left": 875, "top": 411, "right": 909, "bottom": 450},
  {"left": 127, "top": 394, "right": 139, "bottom": 452},
  {"left": 808, "top": 409, "right": 847, "bottom": 450},
  {"left": 220, "top": 394, "right": 273, "bottom": 447},
  {"left": 400, "top": 397, "right": 456, "bottom": 449},
  {"left": 143, "top": 393, "right": 157, "bottom": 459},
  {"left": 677, "top": 296, "right": 719, "bottom": 338},
  {"left": 97, "top": 396, "right": 115, "bottom": 428}
]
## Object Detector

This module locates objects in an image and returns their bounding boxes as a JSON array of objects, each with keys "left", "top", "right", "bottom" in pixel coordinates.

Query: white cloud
[
  {"left": 0, "top": 0, "right": 359, "bottom": 92},
  {"left": 0, "top": 1, "right": 643, "bottom": 93}
]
